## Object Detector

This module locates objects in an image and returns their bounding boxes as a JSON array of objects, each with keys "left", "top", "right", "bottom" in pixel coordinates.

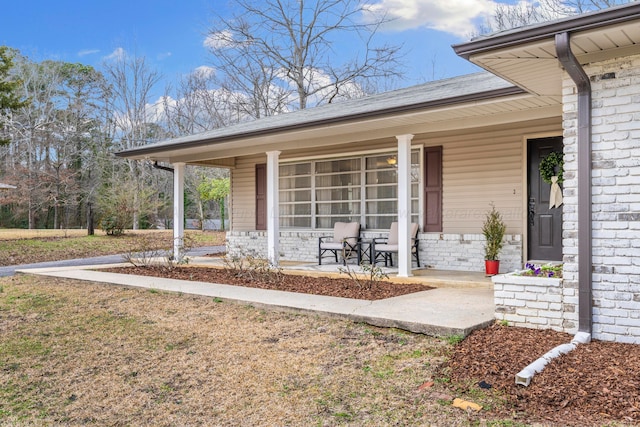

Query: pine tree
[{"left": 0, "top": 46, "right": 28, "bottom": 145}]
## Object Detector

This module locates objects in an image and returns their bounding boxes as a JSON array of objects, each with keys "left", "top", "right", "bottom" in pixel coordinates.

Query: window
[
  {"left": 279, "top": 163, "right": 312, "bottom": 228},
  {"left": 279, "top": 150, "right": 420, "bottom": 229},
  {"left": 315, "top": 158, "right": 361, "bottom": 228}
]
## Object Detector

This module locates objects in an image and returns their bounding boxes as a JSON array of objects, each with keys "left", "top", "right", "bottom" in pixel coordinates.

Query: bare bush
[{"left": 222, "top": 246, "right": 283, "bottom": 283}]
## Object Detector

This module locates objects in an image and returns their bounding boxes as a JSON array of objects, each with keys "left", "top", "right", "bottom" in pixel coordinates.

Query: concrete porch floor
[
  {"left": 17, "top": 255, "right": 496, "bottom": 337},
  {"left": 192, "top": 256, "right": 493, "bottom": 289}
]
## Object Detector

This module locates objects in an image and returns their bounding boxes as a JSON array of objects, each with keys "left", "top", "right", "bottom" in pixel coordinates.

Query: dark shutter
[
  {"left": 255, "top": 163, "right": 267, "bottom": 230},
  {"left": 424, "top": 146, "right": 442, "bottom": 232}
]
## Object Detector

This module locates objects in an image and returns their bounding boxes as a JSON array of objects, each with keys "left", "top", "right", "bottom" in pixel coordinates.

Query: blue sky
[{"left": 1, "top": 0, "right": 513, "bottom": 97}]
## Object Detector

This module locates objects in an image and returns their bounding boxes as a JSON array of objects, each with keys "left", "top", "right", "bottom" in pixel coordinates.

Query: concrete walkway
[{"left": 17, "top": 258, "right": 495, "bottom": 337}]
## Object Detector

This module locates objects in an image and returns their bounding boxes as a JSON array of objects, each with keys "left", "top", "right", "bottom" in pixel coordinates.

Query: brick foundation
[{"left": 226, "top": 231, "right": 522, "bottom": 273}]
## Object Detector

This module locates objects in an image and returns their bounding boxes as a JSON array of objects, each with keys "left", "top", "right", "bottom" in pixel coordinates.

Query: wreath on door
[{"left": 539, "top": 151, "right": 564, "bottom": 184}]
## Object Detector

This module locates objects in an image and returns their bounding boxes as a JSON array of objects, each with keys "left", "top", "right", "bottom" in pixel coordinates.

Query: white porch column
[
  {"left": 266, "top": 151, "right": 280, "bottom": 266},
  {"left": 396, "top": 134, "right": 414, "bottom": 277},
  {"left": 173, "top": 162, "right": 185, "bottom": 262}
]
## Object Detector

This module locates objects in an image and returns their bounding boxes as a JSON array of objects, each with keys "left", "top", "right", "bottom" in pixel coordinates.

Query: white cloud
[
  {"left": 203, "top": 30, "right": 235, "bottom": 50},
  {"left": 157, "top": 52, "right": 172, "bottom": 60},
  {"left": 146, "top": 96, "right": 176, "bottom": 124},
  {"left": 362, "top": 0, "right": 499, "bottom": 37},
  {"left": 193, "top": 65, "right": 216, "bottom": 79},
  {"left": 78, "top": 49, "right": 100, "bottom": 57},
  {"left": 105, "top": 47, "right": 126, "bottom": 61}
]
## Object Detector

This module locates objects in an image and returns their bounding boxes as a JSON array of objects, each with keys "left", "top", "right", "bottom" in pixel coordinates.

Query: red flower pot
[{"left": 485, "top": 260, "right": 500, "bottom": 276}]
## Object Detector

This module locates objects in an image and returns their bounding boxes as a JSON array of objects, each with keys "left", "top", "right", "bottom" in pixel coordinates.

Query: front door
[{"left": 528, "top": 137, "right": 563, "bottom": 261}]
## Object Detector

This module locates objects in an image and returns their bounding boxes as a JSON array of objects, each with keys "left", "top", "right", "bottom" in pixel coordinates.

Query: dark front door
[{"left": 528, "top": 137, "right": 563, "bottom": 261}]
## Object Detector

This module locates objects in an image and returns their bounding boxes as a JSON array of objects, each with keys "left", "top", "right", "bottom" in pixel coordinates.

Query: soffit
[{"left": 464, "top": 19, "right": 640, "bottom": 96}]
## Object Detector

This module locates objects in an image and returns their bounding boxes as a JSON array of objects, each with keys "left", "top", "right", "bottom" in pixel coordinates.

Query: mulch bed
[
  {"left": 102, "top": 265, "right": 433, "bottom": 300},
  {"left": 448, "top": 323, "right": 640, "bottom": 426}
]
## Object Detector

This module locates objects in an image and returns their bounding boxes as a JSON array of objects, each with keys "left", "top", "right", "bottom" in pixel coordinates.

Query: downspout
[
  {"left": 515, "top": 32, "right": 593, "bottom": 387},
  {"left": 555, "top": 32, "right": 592, "bottom": 338}
]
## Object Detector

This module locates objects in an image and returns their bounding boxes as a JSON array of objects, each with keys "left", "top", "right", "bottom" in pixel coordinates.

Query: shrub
[{"left": 482, "top": 204, "right": 507, "bottom": 261}]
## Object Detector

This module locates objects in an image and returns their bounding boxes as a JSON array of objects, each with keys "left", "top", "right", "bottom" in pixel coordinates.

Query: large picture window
[{"left": 279, "top": 150, "right": 420, "bottom": 230}]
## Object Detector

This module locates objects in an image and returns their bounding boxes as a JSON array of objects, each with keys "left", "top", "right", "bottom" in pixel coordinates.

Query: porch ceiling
[
  {"left": 124, "top": 92, "right": 560, "bottom": 166},
  {"left": 454, "top": 5, "right": 640, "bottom": 97}
]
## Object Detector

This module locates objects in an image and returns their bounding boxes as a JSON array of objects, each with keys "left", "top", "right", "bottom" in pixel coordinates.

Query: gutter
[
  {"left": 516, "top": 31, "right": 593, "bottom": 387},
  {"left": 453, "top": 3, "right": 640, "bottom": 59}
]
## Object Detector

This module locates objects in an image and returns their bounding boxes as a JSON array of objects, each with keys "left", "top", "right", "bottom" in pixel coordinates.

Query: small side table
[{"left": 358, "top": 239, "right": 374, "bottom": 264}]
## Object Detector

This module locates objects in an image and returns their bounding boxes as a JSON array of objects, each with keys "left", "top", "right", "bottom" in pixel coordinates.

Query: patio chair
[
  {"left": 318, "top": 222, "right": 361, "bottom": 265},
  {"left": 371, "top": 222, "right": 420, "bottom": 267}
]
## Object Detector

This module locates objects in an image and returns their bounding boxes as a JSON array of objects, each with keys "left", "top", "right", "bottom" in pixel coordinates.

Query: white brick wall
[
  {"left": 227, "top": 230, "right": 522, "bottom": 273},
  {"left": 560, "top": 53, "right": 640, "bottom": 344},
  {"left": 493, "top": 274, "right": 576, "bottom": 332}
]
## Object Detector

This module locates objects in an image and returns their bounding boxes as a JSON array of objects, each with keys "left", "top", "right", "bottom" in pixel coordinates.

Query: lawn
[
  {"left": 0, "top": 275, "right": 471, "bottom": 426},
  {"left": 1, "top": 230, "right": 637, "bottom": 426},
  {"left": 0, "top": 229, "right": 225, "bottom": 266}
]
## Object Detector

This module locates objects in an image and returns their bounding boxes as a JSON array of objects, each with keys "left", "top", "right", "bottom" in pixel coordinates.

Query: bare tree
[
  {"left": 205, "top": 0, "right": 404, "bottom": 115},
  {"left": 477, "top": 0, "right": 633, "bottom": 34},
  {"left": 3, "top": 58, "right": 69, "bottom": 229},
  {"left": 101, "top": 52, "right": 163, "bottom": 229},
  {"left": 161, "top": 69, "right": 245, "bottom": 135}
]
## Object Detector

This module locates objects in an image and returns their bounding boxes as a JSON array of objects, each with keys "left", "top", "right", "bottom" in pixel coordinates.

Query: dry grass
[
  {"left": 0, "top": 275, "right": 483, "bottom": 426},
  {"left": 0, "top": 230, "right": 225, "bottom": 267},
  {"left": 0, "top": 228, "right": 177, "bottom": 240}
]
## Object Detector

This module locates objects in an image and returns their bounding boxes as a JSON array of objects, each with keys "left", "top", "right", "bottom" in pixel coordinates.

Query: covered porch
[{"left": 116, "top": 73, "right": 562, "bottom": 278}]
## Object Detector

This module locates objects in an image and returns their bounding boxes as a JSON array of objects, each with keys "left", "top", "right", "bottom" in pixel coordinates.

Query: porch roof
[
  {"left": 115, "top": 72, "right": 561, "bottom": 165},
  {"left": 453, "top": 2, "right": 640, "bottom": 97}
]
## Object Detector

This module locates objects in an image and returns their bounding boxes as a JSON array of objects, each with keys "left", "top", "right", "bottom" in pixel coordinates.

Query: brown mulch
[
  {"left": 448, "top": 323, "right": 640, "bottom": 426},
  {"left": 105, "top": 265, "right": 433, "bottom": 300}
]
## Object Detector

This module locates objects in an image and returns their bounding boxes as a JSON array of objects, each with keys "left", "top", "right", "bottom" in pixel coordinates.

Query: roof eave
[
  {"left": 453, "top": 3, "right": 640, "bottom": 59},
  {"left": 115, "top": 85, "right": 525, "bottom": 159}
]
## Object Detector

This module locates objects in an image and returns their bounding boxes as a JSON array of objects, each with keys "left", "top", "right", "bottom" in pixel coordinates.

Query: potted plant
[{"left": 482, "top": 203, "right": 506, "bottom": 275}]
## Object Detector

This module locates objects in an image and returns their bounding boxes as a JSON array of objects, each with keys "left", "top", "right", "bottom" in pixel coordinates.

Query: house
[{"left": 117, "top": 3, "right": 640, "bottom": 344}]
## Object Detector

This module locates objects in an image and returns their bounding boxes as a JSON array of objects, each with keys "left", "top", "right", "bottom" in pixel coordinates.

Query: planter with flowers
[
  {"left": 492, "top": 263, "right": 569, "bottom": 332},
  {"left": 518, "top": 262, "right": 563, "bottom": 279}
]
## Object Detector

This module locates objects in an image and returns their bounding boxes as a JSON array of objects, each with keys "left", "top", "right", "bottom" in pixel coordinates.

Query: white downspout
[{"left": 515, "top": 331, "right": 591, "bottom": 386}]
